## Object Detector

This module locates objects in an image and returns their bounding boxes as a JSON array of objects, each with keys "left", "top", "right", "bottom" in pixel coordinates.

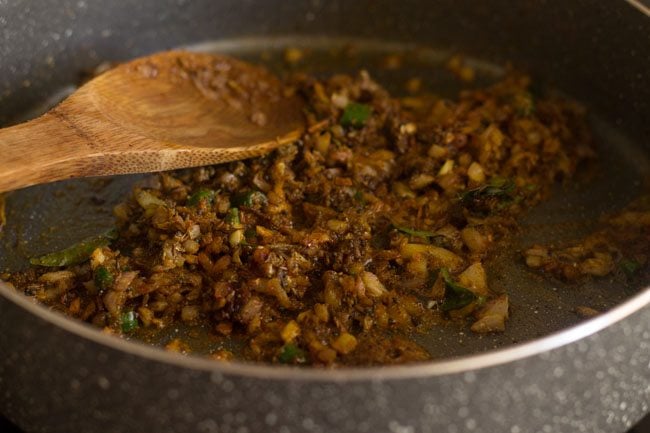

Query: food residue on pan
[
  {"left": 4, "top": 55, "right": 648, "bottom": 366},
  {"left": 524, "top": 195, "right": 650, "bottom": 282}
]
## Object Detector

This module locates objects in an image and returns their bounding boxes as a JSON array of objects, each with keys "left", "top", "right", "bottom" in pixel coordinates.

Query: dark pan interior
[{"left": 1, "top": 37, "right": 648, "bottom": 360}]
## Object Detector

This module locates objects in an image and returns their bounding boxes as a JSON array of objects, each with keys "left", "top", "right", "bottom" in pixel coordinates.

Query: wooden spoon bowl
[{"left": 0, "top": 51, "right": 306, "bottom": 193}]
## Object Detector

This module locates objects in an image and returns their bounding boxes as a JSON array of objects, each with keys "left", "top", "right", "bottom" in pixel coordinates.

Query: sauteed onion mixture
[{"left": 5, "top": 62, "right": 647, "bottom": 366}]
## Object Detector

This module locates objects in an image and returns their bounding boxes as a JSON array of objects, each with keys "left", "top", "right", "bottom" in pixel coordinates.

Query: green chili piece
[
  {"left": 278, "top": 343, "right": 306, "bottom": 364},
  {"left": 225, "top": 207, "right": 240, "bottom": 225},
  {"left": 187, "top": 189, "right": 216, "bottom": 206},
  {"left": 120, "top": 310, "right": 139, "bottom": 333},
  {"left": 231, "top": 190, "right": 268, "bottom": 208},
  {"left": 340, "top": 103, "right": 372, "bottom": 128},
  {"left": 29, "top": 229, "right": 117, "bottom": 267},
  {"left": 94, "top": 266, "right": 114, "bottom": 290},
  {"left": 440, "top": 268, "right": 478, "bottom": 312}
]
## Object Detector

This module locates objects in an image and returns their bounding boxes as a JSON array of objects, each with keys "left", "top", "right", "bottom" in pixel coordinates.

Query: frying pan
[{"left": 0, "top": 1, "right": 649, "bottom": 432}]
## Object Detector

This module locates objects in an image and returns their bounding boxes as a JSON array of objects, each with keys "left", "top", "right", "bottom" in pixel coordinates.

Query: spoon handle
[
  {"left": 0, "top": 112, "right": 95, "bottom": 193},
  {"left": 0, "top": 107, "right": 300, "bottom": 194}
]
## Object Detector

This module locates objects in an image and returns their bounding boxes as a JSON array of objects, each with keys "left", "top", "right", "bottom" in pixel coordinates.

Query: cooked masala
[{"left": 6, "top": 62, "right": 647, "bottom": 366}]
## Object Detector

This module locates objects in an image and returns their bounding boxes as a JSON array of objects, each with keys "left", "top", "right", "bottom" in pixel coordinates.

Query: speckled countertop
[
  {"left": 0, "top": 408, "right": 650, "bottom": 433},
  {"left": 2, "top": 411, "right": 649, "bottom": 432}
]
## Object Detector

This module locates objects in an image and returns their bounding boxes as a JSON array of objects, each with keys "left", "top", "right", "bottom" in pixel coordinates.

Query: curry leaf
[
  {"left": 440, "top": 268, "right": 478, "bottom": 312},
  {"left": 395, "top": 226, "right": 438, "bottom": 239},
  {"left": 458, "top": 177, "right": 516, "bottom": 205},
  {"left": 225, "top": 207, "right": 240, "bottom": 225},
  {"left": 620, "top": 259, "right": 641, "bottom": 278}
]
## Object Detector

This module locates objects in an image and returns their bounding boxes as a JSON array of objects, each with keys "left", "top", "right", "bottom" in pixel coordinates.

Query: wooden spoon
[{"left": 0, "top": 51, "right": 306, "bottom": 193}]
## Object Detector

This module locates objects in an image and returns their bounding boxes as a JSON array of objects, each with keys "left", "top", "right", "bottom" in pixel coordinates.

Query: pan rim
[
  {"left": 1, "top": 280, "right": 648, "bottom": 381},
  {"left": 624, "top": 0, "right": 650, "bottom": 16}
]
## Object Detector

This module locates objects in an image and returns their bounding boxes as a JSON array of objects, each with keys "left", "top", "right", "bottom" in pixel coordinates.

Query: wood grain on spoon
[{"left": 0, "top": 51, "right": 306, "bottom": 193}]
